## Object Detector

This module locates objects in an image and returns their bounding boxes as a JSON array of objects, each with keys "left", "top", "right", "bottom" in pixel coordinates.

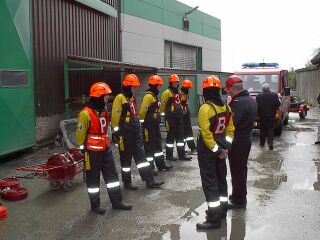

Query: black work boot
[
  {"left": 91, "top": 206, "right": 106, "bottom": 214},
  {"left": 196, "top": 207, "right": 221, "bottom": 230},
  {"left": 166, "top": 155, "right": 177, "bottom": 161},
  {"left": 179, "top": 155, "right": 192, "bottom": 161},
  {"left": 146, "top": 180, "right": 165, "bottom": 189},
  {"left": 158, "top": 164, "right": 173, "bottom": 171},
  {"left": 124, "top": 182, "right": 138, "bottom": 190},
  {"left": 112, "top": 201, "right": 132, "bottom": 211},
  {"left": 89, "top": 193, "right": 103, "bottom": 214}
]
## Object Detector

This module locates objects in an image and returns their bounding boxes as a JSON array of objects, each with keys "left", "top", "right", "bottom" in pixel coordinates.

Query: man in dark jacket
[
  {"left": 225, "top": 75, "right": 257, "bottom": 209},
  {"left": 256, "top": 83, "right": 281, "bottom": 150}
]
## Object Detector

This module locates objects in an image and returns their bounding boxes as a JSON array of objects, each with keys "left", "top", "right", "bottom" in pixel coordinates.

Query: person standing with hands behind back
[
  {"left": 256, "top": 83, "right": 281, "bottom": 150},
  {"left": 196, "top": 75, "right": 234, "bottom": 230},
  {"left": 225, "top": 75, "right": 256, "bottom": 209},
  {"left": 76, "top": 82, "right": 132, "bottom": 214}
]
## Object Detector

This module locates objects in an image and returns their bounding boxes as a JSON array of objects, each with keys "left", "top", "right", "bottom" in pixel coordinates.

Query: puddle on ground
[{"left": 161, "top": 190, "right": 248, "bottom": 240}]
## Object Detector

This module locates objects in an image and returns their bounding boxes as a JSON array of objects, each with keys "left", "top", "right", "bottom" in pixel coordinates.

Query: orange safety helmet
[
  {"left": 168, "top": 74, "right": 180, "bottom": 83},
  {"left": 122, "top": 73, "right": 141, "bottom": 87},
  {"left": 182, "top": 79, "right": 193, "bottom": 88},
  {"left": 148, "top": 74, "right": 164, "bottom": 85},
  {"left": 90, "top": 82, "right": 112, "bottom": 97},
  {"left": 202, "top": 75, "right": 222, "bottom": 89},
  {"left": 225, "top": 75, "right": 243, "bottom": 90}
]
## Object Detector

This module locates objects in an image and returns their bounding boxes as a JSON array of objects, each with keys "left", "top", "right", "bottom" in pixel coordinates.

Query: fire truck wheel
[
  {"left": 299, "top": 109, "right": 307, "bottom": 119},
  {"left": 63, "top": 181, "right": 74, "bottom": 191},
  {"left": 49, "top": 181, "right": 61, "bottom": 190},
  {"left": 274, "top": 124, "right": 283, "bottom": 136}
]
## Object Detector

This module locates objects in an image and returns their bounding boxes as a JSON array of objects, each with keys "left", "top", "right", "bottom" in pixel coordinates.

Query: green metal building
[
  {"left": 0, "top": 0, "right": 35, "bottom": 156},
  {"left": 0, "top": 0, "right": 229, "bottom": 156}
]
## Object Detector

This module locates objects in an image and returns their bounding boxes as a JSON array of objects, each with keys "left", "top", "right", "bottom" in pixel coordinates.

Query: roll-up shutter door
[{"left": 172, "top": 43, "right": 197, "bottom": 70}]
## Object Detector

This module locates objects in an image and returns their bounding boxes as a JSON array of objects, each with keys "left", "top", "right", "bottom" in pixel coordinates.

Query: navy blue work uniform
[{"left": 228, "top": 90, "right": 257, "bottom": 205}]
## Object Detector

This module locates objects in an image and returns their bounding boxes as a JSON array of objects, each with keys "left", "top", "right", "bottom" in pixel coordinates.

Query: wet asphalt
[{"left": 0, "top": 108, "right": 320, "bottom": 240}]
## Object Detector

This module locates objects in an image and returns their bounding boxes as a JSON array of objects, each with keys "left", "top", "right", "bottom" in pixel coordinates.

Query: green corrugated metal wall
[
  {"left": 0, "top": 0, "right": 35, "bottom": 156},
  {"left": 121, "top": 0, "right": 221, "bottom": 41}
]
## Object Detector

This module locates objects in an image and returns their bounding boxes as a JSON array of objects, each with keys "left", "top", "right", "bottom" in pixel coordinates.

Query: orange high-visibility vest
[{"left": 82, "top": 107, "right": 110, "bottom": 151}]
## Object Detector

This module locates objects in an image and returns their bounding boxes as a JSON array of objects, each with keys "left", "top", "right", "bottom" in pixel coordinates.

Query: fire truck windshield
[{"left": 240, "top": 74, "right": 279, "bottom": 93}]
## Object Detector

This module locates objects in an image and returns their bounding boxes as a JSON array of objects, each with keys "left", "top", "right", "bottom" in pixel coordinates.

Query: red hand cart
[{"left": 16, "top": 148, "right": 84, "bottom": 191}]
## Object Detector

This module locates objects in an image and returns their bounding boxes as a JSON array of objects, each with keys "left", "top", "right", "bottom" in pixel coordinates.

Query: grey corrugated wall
[{"left": 296, "top": 67, "right": 320, "bottom": 106}]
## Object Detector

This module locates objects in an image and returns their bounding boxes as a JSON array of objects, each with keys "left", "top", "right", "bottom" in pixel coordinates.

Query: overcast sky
[{"left": 179, "top": 0, "right": 320, "bottom": 72}]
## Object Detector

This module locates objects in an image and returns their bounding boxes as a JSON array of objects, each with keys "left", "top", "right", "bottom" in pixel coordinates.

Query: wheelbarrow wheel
[
  {"left": 49, "top": 181, "right": 61, "bottom": 190},
  {"left": 63, "top": 180, "right": 74, "bottom": 191}
]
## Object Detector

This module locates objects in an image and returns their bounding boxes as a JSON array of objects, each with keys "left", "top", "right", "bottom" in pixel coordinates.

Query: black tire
[
  {"left": 49, "top": 181, "right": 61, "bottom": 190},
  {"left": 299, "top": 108, "right": 307, "bottom": 119},
  {"left": 283, "top": 115, "right": 289, "bottom": 125},
  {"left": 63, "top": 180, "right": 74, "bottom": 191},
  {"left": 274, "top": 124, "right": 282, "bottom": 136}
]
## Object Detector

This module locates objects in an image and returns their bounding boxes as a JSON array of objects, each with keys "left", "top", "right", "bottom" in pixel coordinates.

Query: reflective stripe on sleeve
[
  {"left": 88, "top": 188, "right": 100, "bottom": 193},
  {"left": 139, "top": 119, "right": 144, "bottom": 123},
  {"left": 208, "top": 201, "right": 220, "bottom": 208},
  {"left": 80, "top": 145, "right": 84, "bottom": 150},
  {"left": 122, "top": 167, "right": 131, "bottom": 172},
  {"left": 226, "top": 136, "right": 233, "bottom": 143},
  {"left": 161, "top": 113, "right": 165, "bottom": 116},
  {"left": 177, "top": 142, "right": 184, "bottom": 147},
  {"left": 114, "top": 126, "right": 119, "bottom": 132},
  {"left": 186, "top": 137, "right": 194, "bottom": 141},
  {"left": 137, "top": 162, "right": 150, "bottom": 169},
  {"left": 106, "top": 181, "right": 120, "bottom": 189},
  {"left": 211, "top": 144, "right": 219, "bottom": 152},
  {"left": 166, "top": 143, "right": 174, "bottom": 148}
]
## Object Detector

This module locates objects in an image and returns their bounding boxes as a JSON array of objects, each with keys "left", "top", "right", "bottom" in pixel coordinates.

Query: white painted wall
[{"left": 121, "top": 13, "right": 221, "bottom": 71}]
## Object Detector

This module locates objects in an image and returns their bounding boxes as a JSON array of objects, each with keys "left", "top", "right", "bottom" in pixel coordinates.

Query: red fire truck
[{"left": 234, "top": 63, "right": 291, "bottom": 135}]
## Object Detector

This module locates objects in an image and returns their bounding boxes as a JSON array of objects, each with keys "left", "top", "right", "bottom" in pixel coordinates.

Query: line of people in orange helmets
[
  {"left": 75, "top": 73, "right": 256, "bottom": 232},
  {"left": 75, "top": 73, "right": 195, "bottom": 214}
]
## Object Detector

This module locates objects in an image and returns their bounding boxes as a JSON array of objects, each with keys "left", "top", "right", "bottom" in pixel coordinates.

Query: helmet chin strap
[
  {"left": 89, "top": 96, "right": 106, "bottom": 112},
  {"left": 122, "top": 85, "right": 133, "bottom": 98}
]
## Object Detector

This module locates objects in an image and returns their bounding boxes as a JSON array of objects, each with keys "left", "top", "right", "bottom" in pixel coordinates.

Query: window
[
  {"left": 164, "top": 41, "right": 202, "bottom": 70},
  {"left": 0, "top": 71, "right": 28, "bottom": 87}
]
